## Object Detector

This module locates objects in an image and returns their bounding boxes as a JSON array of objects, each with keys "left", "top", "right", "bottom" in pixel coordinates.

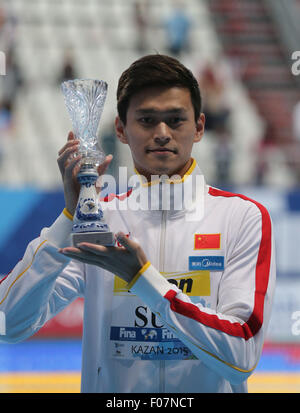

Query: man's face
[{"left": 115, "top": 86, "right": 205, "bottom": 180}]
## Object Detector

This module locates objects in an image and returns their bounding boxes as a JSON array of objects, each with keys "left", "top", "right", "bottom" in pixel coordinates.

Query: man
[{"left": 0, "top": 54, "right": 275, "bottom": 393}]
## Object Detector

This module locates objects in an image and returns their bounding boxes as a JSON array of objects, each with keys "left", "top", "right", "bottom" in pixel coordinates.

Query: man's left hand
[{"left": 59, "top": 232, "right": 148, "bottom": 284}]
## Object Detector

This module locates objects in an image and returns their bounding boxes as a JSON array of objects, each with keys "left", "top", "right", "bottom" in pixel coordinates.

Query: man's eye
[
  {"left": 139, "top": 117, "right": 154, "bottom": 125},
  {"left": 168, "top": 117, "right": 184, "bottom": 126}
]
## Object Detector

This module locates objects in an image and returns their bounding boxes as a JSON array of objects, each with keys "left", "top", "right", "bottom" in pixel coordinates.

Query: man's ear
[
  {"left": 115, "top": 116, "right": 128, "bottom": 144},
  {"left": 194, "top": 113, "right": 205, "bottom": 143}
]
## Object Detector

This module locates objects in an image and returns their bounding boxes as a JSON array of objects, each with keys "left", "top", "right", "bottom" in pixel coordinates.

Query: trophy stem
[{"left": 72, "top": 162, "right": 114, "bottom": 247}]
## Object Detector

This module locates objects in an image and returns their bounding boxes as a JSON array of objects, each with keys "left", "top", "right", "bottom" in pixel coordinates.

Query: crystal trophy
[{"left": 61, "top": 78, "right": 114, "bottom": 247}]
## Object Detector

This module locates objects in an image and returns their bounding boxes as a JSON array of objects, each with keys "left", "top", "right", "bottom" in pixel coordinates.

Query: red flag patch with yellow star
[{"left": 194, "top": 233, "right": 221, "bottom": 250}]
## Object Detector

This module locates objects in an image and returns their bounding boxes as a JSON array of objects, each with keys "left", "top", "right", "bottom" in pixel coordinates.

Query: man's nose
[{"left": 153, "top": 122, "right": 171, "bottom": 145}]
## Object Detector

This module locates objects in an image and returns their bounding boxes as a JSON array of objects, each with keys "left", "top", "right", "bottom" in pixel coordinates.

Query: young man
[{"left": 0, "top": 54, "right": 275, "bottom": 393}]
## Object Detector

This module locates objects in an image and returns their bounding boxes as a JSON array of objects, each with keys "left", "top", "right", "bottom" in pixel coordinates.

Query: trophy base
[{"left": 72, "top": 231, "right": 114, "bottom": 247}]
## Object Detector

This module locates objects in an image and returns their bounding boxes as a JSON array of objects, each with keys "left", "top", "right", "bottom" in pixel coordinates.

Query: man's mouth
[{"left": 146, "top": 148, "right": 177, "bottom": 154}]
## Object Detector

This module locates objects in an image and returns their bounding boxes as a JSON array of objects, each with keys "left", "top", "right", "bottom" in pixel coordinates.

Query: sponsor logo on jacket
[
  {"left": 189, "top": 256, "right": 224, "bottom": 271},
  {"left": 114, "top": 271, "right": 211, "bottom": 297}
]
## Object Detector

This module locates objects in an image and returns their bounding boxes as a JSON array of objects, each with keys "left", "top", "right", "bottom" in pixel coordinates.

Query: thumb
[
  {"left": 97, "top": 154, "right": 113, "bottom": 176},
  {"left": 116, "top": 232, "right": 148, "bottom": 268},
  {"left": 116, "top": 232, "right": 136, "bottom": 252}
]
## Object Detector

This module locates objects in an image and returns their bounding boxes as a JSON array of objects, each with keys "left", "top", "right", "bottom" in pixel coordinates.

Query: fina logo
[{"left": 142, "top": 329, "right": 157, "bottom": 340}]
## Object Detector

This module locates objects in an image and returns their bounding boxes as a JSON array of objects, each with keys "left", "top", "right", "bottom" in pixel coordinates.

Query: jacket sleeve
[
  {"left": 0, "top": 210, "right": 85, "bottom": 343},
  {"left": 127, "top": 203, "right": 276, "bottom": 385}
]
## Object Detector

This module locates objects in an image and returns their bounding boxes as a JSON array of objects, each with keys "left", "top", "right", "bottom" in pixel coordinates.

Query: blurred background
[{"left": 0, "top": 0, "right": 300, "bottom": 393}]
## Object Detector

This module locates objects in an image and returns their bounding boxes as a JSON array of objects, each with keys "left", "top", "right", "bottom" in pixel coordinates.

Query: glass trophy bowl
[{"left": 61, "top": 78, "right": 114, "bottom": 247}]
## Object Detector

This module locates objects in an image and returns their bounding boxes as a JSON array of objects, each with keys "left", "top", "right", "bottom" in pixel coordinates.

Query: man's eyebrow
[{"left": 135, "top": 108, "right": 188, "bottom": 115}]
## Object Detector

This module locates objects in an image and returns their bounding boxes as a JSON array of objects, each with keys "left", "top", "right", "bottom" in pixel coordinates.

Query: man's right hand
[
  {"left": 57, "top": 131, "right": 113, "bottom": 217},
  {"left": 57, "top": 131, "right": 82, "bottom": 217}
]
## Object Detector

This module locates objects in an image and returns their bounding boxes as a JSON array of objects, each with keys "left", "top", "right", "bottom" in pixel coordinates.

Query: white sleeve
[
  {"left": 0, "top": 211, "right": 85, "bottom": 343},
  {"left": 128, "top": 204, "right": 276, "bottom": 385}
]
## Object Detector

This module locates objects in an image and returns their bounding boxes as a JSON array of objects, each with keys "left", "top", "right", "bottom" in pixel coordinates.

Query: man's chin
[
  {"left": 142, "top": 162, "right": 181, "bottom": 179},
  {"left": 146, "top": 157, "right": 193, "bottom": 179}
]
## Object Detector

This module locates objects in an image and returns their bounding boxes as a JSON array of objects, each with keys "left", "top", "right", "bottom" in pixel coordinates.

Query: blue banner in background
[{"left": 0, "top": 187, "right": 65, "bottom": 276}]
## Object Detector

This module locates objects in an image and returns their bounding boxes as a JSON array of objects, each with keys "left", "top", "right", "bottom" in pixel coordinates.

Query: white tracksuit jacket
[{"left": 0, "top": 160, "right": 276, "bottom": 393}]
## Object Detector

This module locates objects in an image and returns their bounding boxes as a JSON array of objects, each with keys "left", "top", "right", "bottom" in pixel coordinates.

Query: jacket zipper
[{"left": 159, "top": 208, "right": 167, "bottom": 393}]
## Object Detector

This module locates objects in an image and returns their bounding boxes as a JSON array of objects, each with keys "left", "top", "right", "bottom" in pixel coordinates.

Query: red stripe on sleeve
[
  {"left": 164, "top": 187, "right": 272, "bottom": 341},
  {"left": 101, "top": 188, "right": 133, "bottom": 202},
  {"left": 0, "top": 274, "right": 9, "bottom": 285}
]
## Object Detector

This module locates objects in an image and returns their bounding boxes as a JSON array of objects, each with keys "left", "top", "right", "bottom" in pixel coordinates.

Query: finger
[
  {"left": 96, "top": 155, "right": 114, "bottom": 191},
  {"left": 77, "top": 242, "right": 115, "bottom": 256},
  {"left": 58, "top": 137, "right": 80, "bottom": 157},
  {"left": 58, "top": 143, "right": 80, "bottom": 164},
  {"left": 68, "top": 131, "right": 75, "bottom": 141},
  {"left": 59, "top": 247, "right": 109, "bottom": 267},
  {"left": 58, "top": 141, "right": 79, "bottom": 159},
  {"left": 115, "top": 232, "right": 137, "bottom": 252},
  {"left": 64, "top": 153, "right": 82, "bottom": 180},
  {"left": 59, "top": 246, "right": 81, "bottom": 254},
  {"left": 57, "top": 145, "right": 81, "bottom": 175},
  {"left": 59, "top": 246, "right": 102, "bottom": 260},
  {"left": 97, "top": 154, "right": 113, "bottom": 176}
]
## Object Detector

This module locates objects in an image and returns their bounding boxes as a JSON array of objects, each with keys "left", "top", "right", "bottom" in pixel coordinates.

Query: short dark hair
[{"left": 117, "top": 54, "right": 202, "bottom": 124}]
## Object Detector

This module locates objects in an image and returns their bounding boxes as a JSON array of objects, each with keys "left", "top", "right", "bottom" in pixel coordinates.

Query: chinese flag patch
[{"left": 194, "top": 233, "right": 221, "bottom": 249}]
